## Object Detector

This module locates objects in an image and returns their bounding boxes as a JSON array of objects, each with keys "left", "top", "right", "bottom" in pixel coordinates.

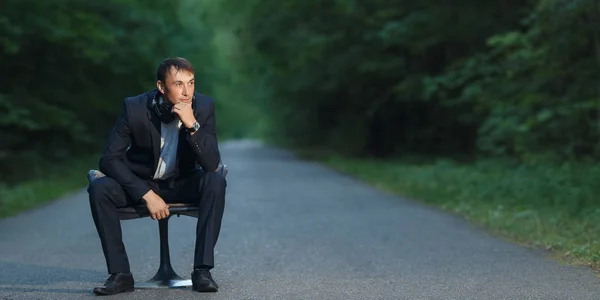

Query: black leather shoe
[
  {"left": 93, "top": 272, "right": 134, "bottom": 296},
  {"left": 192, "top": 269, "right": 218, "bottom": 292}
]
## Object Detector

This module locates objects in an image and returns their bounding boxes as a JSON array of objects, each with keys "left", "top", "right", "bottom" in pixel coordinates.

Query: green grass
[
  {"left": 0, "top": 154, "right": 99, "bottom": 218},
  {"left": 298, "top": 149, "right": 600, "bottom": 269}
]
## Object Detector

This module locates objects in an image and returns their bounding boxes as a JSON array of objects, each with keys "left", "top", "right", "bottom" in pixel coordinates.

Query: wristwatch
[{"left": 186, "top": 121, "right": 201, "bottom": 133}]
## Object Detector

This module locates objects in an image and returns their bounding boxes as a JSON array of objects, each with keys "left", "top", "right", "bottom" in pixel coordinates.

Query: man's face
[{"left": 159, "top": 67, "right": 195, "bottom": 105}]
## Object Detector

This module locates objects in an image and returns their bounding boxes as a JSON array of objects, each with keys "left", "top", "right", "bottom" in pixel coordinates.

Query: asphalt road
[{"left": 1, "top": 140, "right": 600, "bottom": 300}]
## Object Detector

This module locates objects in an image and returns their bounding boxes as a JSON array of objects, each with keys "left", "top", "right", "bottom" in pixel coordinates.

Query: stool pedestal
[{"left": 136, "top": 216, "right": 192, "bottom": 289}]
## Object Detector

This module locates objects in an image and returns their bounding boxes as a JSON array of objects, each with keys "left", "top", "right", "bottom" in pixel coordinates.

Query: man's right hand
[{"left": 142, "top": 190, "right": 170, "bottom": 220}]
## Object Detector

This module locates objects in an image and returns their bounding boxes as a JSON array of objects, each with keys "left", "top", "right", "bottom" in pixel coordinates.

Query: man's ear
[{"left": 156, "top": 81, "right": 164, "bottom": 94}]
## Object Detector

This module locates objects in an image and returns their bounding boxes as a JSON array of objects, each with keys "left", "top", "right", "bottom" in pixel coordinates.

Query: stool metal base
[
  {"left": 136, "top": 278, "right": 192, "bottom": 289},
  {"left": 135, "top": 217, "right": 193, "bottom": 289}
]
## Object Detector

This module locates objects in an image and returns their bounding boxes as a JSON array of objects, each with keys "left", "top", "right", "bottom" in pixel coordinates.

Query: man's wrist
[
  {"left": 185, "top": 120, "right": 201, "bottom": 133},
  {"left": 142, "top": 189, "right": 156, "bottom": 203},
  {"left": 184, "top": 118, "right": 195, "bottom": 128}
]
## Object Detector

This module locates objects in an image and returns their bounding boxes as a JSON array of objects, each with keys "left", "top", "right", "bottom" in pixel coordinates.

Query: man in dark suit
[{"left": 87, "top": 57, "right": 226, "bottom": 295}]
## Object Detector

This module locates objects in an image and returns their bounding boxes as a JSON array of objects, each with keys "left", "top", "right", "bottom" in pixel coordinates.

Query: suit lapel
[
  {"left": 148, "top": 93, "right": 162, "bottom": 174},
  {"left": 150, "top": 114, "right": 161, "bottom": 173}
]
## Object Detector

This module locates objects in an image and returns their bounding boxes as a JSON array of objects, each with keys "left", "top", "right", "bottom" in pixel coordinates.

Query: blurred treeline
[
  {"left": 210, "top": 0, "right": 600, "bottom": 163},
  {"left": 2, "top": 0, "right": 599, "bottom": 185},
  {"left": 0, "top": 0, "right": 216, "bottom": 185}
]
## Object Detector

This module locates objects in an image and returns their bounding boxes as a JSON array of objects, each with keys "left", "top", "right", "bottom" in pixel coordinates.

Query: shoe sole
[
  {"left": 93, "top": 286, "right": 135, "bottom": 296},
  {"left": 192, "top": 285, "right": 218, "bottom": 292}
]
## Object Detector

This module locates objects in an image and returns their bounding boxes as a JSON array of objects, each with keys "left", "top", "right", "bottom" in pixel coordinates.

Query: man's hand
[
  {"left": 172, "top": 102, "right": 196, "bottom": 129},
  {"left": 142, "top": 190, "right": 170, "bottom": 220}
]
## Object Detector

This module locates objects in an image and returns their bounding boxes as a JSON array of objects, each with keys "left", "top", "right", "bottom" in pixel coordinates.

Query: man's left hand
[{"left": 172, "top": 103, "right": 196, "bottom": 128}]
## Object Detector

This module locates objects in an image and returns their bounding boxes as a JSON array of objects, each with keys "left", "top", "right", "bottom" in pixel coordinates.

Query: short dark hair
[{"left": 156, "top": 57, "right": 194, "bottom": 83}]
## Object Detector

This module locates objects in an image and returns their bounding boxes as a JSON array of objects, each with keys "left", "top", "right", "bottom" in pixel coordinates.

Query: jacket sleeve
[
  {"left": 99, "top": 99, "right": 152, "bottom": 200},
  {"left": 186, "top": 100, "right": 221, "bottom": 172}
]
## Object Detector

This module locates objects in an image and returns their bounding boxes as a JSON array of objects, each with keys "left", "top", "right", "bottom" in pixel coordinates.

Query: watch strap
[{"left": 186, "top": 121, "right": 200, "bottom": 132}]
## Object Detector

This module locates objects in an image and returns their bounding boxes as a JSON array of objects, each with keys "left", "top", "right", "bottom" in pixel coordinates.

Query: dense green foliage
[
  {"left": 209, "top": 0, "right": 600, "bottom": 162},
  {"left": 0, "top": 0, "right": 215, "bottom": 185},
  {"left": 5, "top": 0, "right": 597, "bottom": 184}
]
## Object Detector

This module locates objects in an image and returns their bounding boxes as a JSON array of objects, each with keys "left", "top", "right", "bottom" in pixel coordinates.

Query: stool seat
[
  {"left": 87, "top": 164, "right": 228, "bottom": 289},
  {"left": 117, "top": 203, "right": 200, "bottom": 220}
]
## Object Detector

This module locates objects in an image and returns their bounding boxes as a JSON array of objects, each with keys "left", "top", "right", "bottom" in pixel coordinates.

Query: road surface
[{"left": 1, "top": 140, "right": 600, "bottom": 299}]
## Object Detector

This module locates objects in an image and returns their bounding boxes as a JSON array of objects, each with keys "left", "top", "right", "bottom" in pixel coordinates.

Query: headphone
[
  {"left": 152, "top": 89, "right": 196, "bottom": 124},
  {"left": 153, "top": 100, "right": 176, "bottom": 123}
]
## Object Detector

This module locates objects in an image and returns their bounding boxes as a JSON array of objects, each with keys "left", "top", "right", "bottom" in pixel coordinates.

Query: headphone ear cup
[{"left": 154, "top": 102, "right": 175, "bottom": 123}]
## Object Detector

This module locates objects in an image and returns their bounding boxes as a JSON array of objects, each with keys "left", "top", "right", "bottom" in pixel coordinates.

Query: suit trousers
[{"left": 87, "top": 169, "right": 226, "bottom": 274}]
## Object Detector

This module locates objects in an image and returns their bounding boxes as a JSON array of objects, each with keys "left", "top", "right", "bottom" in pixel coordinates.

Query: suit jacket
[{"left": 98, "top": 88, "right": 221, "bottom": 201}]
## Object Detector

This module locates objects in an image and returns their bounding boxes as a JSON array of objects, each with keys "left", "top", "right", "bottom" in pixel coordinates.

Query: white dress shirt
[{"left": 153, "top": 97, "right": 181, "bottom": 180}]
